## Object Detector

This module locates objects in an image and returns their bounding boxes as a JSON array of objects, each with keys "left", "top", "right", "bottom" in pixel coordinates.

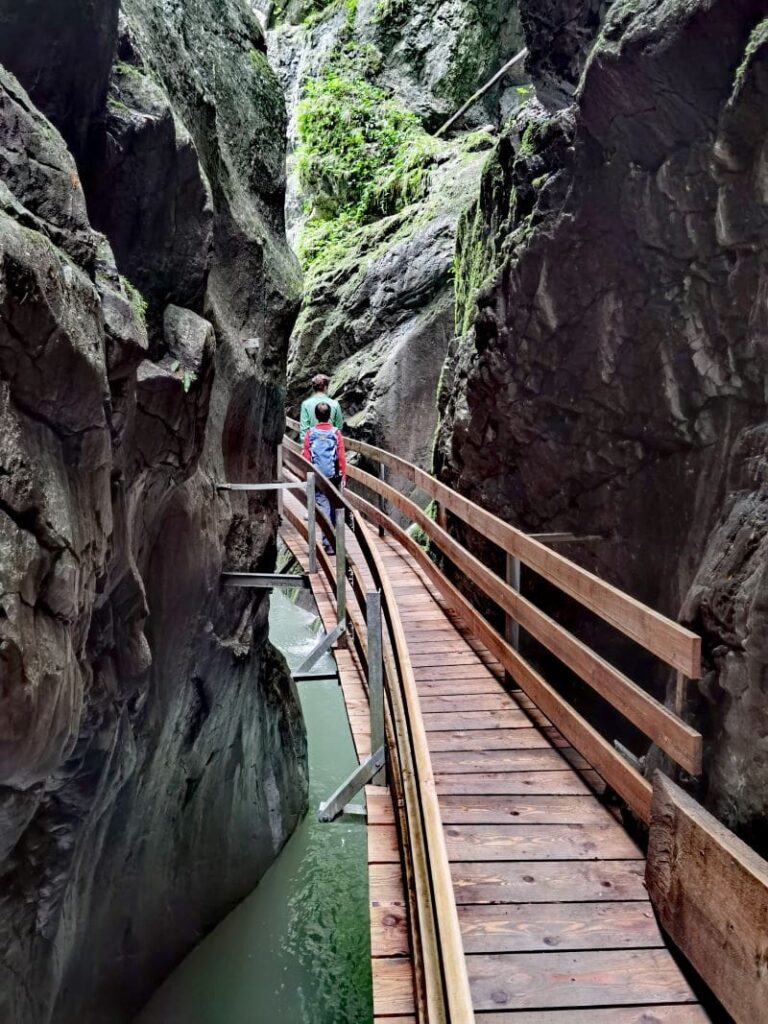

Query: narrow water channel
[{"left": 137, "top": 590, "right": 372, "bottom": 1024}]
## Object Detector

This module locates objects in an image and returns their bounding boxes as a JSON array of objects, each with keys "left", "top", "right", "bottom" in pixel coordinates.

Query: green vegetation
[
  {"left": 735, "top": 18, "right": 768, "bottom": 87},
  {"left": 121, "top": 275, "right": 148, "bottom": 329},
  {"left": 296, "top": 57, "right": 441, "bottom": 271},
  {"left": 407, "top": 500, "right": 437, "bottom": 550}
]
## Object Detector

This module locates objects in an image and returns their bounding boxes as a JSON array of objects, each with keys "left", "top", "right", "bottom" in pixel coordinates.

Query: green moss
[
  {"left": 295, "top": 53, "right": 442, "bottom": 272},
  {"left": 407, "top": 500, "right": 438, "bottom": 549},
  {"left": 121, "top": 275, "right": 148, "bottom": 328},
  {"left": 108, "top": 95, "right": 131, "bottom": 114},
  {"left": 248, "top": 48, "right": 271, "bottom": 73},
  {"left": 735, "top": 18, "right": 768, "bottom": 87}
]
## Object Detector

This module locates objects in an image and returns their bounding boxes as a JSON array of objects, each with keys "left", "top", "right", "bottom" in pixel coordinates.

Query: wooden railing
[
  {"left": 285, "top": 418, "right": 702, "bottom": 824},
  {"left": 280, "top": 436, "right": 475, "bottom": 1024}
]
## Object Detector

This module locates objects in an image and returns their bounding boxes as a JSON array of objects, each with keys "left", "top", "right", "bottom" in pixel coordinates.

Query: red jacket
[{"left": 302, "top": 422, "right": 347, "bottom": 483}]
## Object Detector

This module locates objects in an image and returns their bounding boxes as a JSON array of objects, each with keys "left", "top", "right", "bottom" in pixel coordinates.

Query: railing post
[
  {"left": 336, "top": 512, "right": 347, "bottom": 648},
  {"left": 367, "top": 590, "right": 386, "bottom": 786},
  {"left": 307, "top": 473, "right": 317, "bottom": 574},
  {"left": 276, "top": 443, "right": 284, "bottom": 517},
  {"left": 377, "top": 463, "right": 386, "bottom": 537},
  {"left": 505, "top": 553, "right": 520, "bottom": 692}
]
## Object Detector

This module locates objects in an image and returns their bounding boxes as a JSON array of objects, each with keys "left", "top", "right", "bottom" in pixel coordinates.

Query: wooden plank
[
  {"left": 444, "top": 823, "right": 642, "bottom": 861},
  {"left": 465, "top": 948, "right": 699, "bottom": 1011},
  {"left": 367, "top": 787, "right": 396, "bottom": 824},
  {"left": 431, "top": 748, "right": 588, "bottom": 774},
  {"left": 369, "top": 862, "right": 408, "bottom": 903},
  {"left": 646, "top": 772, "right": 768, "bottom": 1024},
  {"left": 368, "top": 824, "right": 400, "bottom": 863},
  {"left": 451, "top": 859, "right": 648, "bottom": 904},
  {"left": 414, "top": 664, "right": 502, "bottom": 680},
  {"left": 345, "top": 443, "right": 700, "bottom": 676},
  {"left": 371, "top": 903, "right": 410, "bottom": 957},
  {"left": 428, "top": 728, "right": 558, "bottom": 752},
  {"left": 372, "top": 958, "right": 416, "bottom": 1017},
  {"left": 423, "top": 709, "right": 532, "bottom": 732},
  {"left": 419, "top": 692, "right": 520, "bottom": 713},
  {"left": 435, "top": 771, "right": 591, "bottom": 796},
  {"left": 469, "top": 1005, "right": 710, "bottom": 1023},
  {"left": 437, "top": 794, "right": 616, "bottom": 825},
  {"left": 416, "top": 678, "right": 506, "bottom": 697},
  {"left": 458, "top": 900, "right": 663, "bottom": 953}
]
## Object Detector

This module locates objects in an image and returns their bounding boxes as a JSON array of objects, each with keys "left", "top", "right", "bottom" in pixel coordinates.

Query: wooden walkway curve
[{"left": 274, "top": 420, "right": 721, "bottom": 1024}]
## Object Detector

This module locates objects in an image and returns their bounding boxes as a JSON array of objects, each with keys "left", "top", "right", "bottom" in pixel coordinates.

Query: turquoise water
[{"left": 137, "top": 591, "right": 372, "bottom": 1024}]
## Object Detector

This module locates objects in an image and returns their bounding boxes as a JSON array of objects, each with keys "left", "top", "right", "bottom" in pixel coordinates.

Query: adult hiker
[
  {"left": 299, "top": 373, "right": 343, "bottom": 442},
  {"left": 302, "top": 402, "right": 347, "bottom": 552}
]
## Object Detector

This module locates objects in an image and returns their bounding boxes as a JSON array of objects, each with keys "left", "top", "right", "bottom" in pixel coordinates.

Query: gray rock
[
  {"left": 435, "top": 0, "right": 768, "bottom": 841},
  {"left": 0, "top": 8, "right": 306, "bottom": 1022}
]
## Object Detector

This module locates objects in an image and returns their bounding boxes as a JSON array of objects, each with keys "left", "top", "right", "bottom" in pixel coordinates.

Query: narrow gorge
[{"left": 1, "top": 0, "right": 768, "bottom": 1020}]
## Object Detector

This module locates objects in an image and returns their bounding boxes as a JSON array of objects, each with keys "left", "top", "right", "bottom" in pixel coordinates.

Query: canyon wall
[
  {"left": 0, "top": 1, "right": 307, "bottom": 1021},
  {"left": 435, "top": 0, "right": 768, "bottom": 844}
]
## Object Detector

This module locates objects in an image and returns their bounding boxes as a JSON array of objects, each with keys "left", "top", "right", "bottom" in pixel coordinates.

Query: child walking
[{"left": 302, "top": 402, "right": 347, "bottom": 552}]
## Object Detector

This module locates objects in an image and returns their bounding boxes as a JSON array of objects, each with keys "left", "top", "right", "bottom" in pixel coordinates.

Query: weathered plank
[
  {"left": 419, "top": 692, "right": 521, "bottom": 713},
  {"left": 444, "top": 822, "right": 642, "bottom": 862},
  {"left": 428, "top": 728, "right": 557, "bottom": 752},
  {"left": 372, "top": 958, "right": 416, "bottom": 1017},
  {"left": 423, "top": 709, "right": 532, "bottom": 732},
  {"left": 470, "top": 1006, "right": 710, "bottom": 1023},
  {"left": 647, "top": 771, "right": 768, "bottom": 1024},
  {"left": 368, "top": 824, "right": 400, "bottom": 863},
  {"left": 435, "top": 770, "right": 591, "bottom": 796},
  {"left": 431, "top": 748, "right": 588, "bottom": 774},
  {"left": 466, "top": 948, "right": 699, "bottom": 1011},
  {"left": 451, "top": 859, "right": 648, "bottom": 904},
  {"left": 437, "top": 793, "right": 615, "bottom": 825},
  {"left": 458, "top": 900, "right": 663, "bottom": 953}
]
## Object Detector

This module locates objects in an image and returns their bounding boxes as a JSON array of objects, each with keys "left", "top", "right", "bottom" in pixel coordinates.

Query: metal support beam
[
  {"left": 377, "top": 463, "right": 386, "bottom": 538},
  {"left": 505, "top": 553, "right": 521, "bottom": 651},
  {"left": 318, "top": 745, "right": 386, "bottom": 822},
  {"left": 367, "top": 590, "right": 386, "bottom": 786},
  {"left": 293, "top": 670, "right": 340, "bottom": 682},
  {"left": 295, "top": 620, "right": 346, "bottom": 675},
  {"left": 306, "top": 473, "right": 317, "bottom": 574},
  {"left": 276, "top": 445, "right": 284, "bottom": 516},
  {"left": 336, "top": 514, "right": 347, "bottom": 645},
  {"left": 217, "top": 481, "right": 307, "bottom": 492},
  {"left": 222, "top": 572, "right": 309, "bottom": 589}
]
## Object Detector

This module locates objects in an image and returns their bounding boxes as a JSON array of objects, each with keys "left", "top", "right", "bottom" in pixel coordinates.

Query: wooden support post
[
  {"left": 367, "top": 590, "right": 386, "bottom": 786},
  {"left": 436, "top": 501, "right": 447, "bottom": 532},
  {"left": 306, "top": 473, "right": 317, "bottom": 574},
  {"left": 674, "top": 670, "right": 686, "bottom": 718},
  {"left": 504, "top": 552, "right": 521, "bottom": 688},
  {"left": 336, "top": 513, "right": 347, "bottom": 648}
]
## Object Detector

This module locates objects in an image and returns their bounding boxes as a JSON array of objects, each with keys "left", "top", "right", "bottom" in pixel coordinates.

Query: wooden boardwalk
[
  {"left": 280, "top": 514, "right": 709, "bottom": 1022},
  {"left": 280, "top": 521, "right": 416, "bottom": 1021},
  {"left": 372, "top": 534, "right": 708, "bottom": 1022}
]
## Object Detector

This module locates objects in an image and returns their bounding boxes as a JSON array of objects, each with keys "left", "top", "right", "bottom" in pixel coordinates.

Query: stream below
[{"left": 137, "top": 590, "right": 372, "bottom": 1024}]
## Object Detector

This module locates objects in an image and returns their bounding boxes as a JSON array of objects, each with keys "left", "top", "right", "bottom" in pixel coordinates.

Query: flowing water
[{"left": 137, "top": 590, "right": 372, "bottom": 1024}]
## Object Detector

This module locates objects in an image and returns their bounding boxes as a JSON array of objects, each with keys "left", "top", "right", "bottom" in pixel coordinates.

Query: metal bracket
[
  {"left": 318, "top": 746, "right": 386, "bottom": 822},
  {"left": 293, "top": 670, "right": 339, "bottom": 682},
  {"left": 295, "top": 620, "right": 346, "bottom": 675},
  {"left": 222, "top": 572, "right": 309, "bottom": 590}
]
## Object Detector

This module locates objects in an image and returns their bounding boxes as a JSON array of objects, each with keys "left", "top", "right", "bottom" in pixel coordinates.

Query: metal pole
[
  {"left": 276, "top": 444, "right": 284, "bottom": 517},
  {"left": 336, "top": 513, "right": 347, "bottom": 647},
  {"left": 377, "top": 463, "right": 385, "bottom": 537},
  {"left": 307, "top": 473, "right": 317, "bottom": 574},
  {"left": 367, "top": 590, "right": 386, "bottom": 786},
  {"left": 505, "top": 553, "right": 520, "bottom": 651}
]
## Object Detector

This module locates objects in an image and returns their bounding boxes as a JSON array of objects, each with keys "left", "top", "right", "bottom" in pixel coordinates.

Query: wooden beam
[
  {"left": 342, "top": 434, "right": 701, "bottom": 677},
  {"left": 646, "top": 772, "right": 768, "bottom": 1024}
]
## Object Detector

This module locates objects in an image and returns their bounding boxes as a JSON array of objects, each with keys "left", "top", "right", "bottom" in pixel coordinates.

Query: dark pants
[{"left": 315, "top": 477, "right": 342, "bottom": 552}]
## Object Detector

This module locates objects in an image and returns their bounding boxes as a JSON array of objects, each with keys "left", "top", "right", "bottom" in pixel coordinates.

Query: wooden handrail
[
  {"left": 282, "top": 441, "right": 475, "bottom": 1022},
  {"left": 347, "top": 462, "right": 702, "bottom": 775},
  {"left": 346, "top": 485, "right": 655, "bottom": 823},
  {"left": 284, "top": 417, "right": 700, "bottom": 679}
]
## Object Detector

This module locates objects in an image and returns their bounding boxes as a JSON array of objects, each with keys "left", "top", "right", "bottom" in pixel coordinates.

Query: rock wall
[
  {"left": 272, "top": 0, "right": 525, "bottom": 466},
  {"left": 0, "top": 2, "right": 306, "bottom": 1022},
  {"left": 435, "top": 0, "right": 768, "bottom": 842}
]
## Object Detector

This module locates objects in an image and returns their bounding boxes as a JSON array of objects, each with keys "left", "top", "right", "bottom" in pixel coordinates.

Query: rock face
[
  {"left": 0, "top": 2, "right": 306, "bottom": 1022},
  {"left": 435, "top": 0, "right": 768, "bottom": 842},
  {"left": 272, "top": 0, "right": 525, "bottom": 465}
]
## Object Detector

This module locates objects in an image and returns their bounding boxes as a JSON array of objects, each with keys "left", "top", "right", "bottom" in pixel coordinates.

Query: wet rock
[
  {"left": 435, "top": 0, "right": 768, "bottom": 838},
  {"left": 0, "top": 4, "right": 306, "bottom": 1022}
]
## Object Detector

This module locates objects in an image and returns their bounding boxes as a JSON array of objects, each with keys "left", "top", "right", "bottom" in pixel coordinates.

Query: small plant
[{"left": 121, "top": 275, "right": 148, "bottom": 329}]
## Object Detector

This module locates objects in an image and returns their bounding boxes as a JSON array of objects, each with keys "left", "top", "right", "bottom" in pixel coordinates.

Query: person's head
[
  {"left": 315, "top": 402, "right": 331, "bottom": 423},
  {"left": 312, "top": 373, "right": 330, "bottom": 393}
]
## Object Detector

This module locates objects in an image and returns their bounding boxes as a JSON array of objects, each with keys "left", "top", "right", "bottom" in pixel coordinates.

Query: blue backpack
[{"left": 308, "top": 426, "right": 339, "bottom": 479}]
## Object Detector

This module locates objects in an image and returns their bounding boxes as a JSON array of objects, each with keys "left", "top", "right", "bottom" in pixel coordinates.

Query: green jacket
[{"left": 299, "top": 392, "right": 343, "bottom": 441}]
